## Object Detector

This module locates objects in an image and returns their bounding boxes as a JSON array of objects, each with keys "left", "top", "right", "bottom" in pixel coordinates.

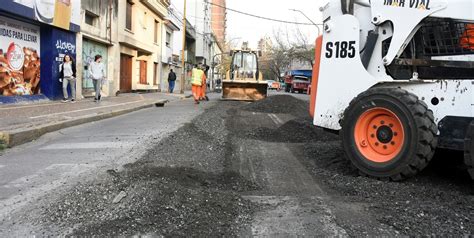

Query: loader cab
[
  {"left": 230, "top": 51, "right": 258, "bottom": 80},
  {"left": 222, "top": 49, "right": 267, "bottom": 101}
]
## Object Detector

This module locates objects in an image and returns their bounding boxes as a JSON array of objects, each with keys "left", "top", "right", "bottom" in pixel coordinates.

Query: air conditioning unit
[{"left": 167, "top": 57, "right": 172, "bottom": 64}]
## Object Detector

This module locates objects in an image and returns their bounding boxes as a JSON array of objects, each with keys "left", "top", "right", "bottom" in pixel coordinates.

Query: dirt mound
[{"left": 242, "top": 95, "right": 309, "bottom": 116}]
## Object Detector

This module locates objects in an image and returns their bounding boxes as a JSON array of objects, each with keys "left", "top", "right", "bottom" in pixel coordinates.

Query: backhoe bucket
[{"left": 222, "top": 80, "right": 268, "bottom": 101}]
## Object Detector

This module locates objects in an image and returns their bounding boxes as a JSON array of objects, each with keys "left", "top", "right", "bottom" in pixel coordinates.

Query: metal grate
[{"left": 418, "top": 19, "right": 474, "bottom": 56}]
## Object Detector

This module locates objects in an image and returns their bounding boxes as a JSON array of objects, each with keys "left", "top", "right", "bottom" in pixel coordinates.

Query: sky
[
  {"left": 171, "top": 0, "right": 324, "bottom": 49},
  {"left": 226, "top": 0, "right": 323, "bottom": 48}
]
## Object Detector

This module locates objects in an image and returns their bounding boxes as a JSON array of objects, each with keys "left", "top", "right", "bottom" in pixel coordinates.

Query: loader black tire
[
  {"left": 464, "top": 122, "right": 474, "bottom": 179},
  {"left": 340, "top": 87, "right": 438, "bottom": 181}
]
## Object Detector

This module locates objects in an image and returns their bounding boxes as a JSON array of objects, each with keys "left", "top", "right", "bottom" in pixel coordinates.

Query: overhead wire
[
  {"left": 204, "top": 0, "right": 320, "bottom": 26},
  {"left": 172, "top": 1, "right": 319, "bottom": 26}
]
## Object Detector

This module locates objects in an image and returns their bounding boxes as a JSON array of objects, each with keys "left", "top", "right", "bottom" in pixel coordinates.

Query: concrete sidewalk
[{"left": 0, "top": 92, "right": 191, "bottom": 147}]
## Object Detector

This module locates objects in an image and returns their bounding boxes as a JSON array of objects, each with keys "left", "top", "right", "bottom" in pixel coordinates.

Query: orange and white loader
[{"left": 310, "top": 0, "right": 474, "bottom": 180}]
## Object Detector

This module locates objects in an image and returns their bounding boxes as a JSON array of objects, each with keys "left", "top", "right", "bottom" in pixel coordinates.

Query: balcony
[{"left": 140, "top": 0, "right": 169, "bottom": 18}]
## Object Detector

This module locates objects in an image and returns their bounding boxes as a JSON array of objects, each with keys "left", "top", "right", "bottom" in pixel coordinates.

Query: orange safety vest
[
  {"left": 191, "top": 68, "right": 203, "bottom": 86},
  {"left": 460, "top": 24, "right": 474, "bottom": 50}
]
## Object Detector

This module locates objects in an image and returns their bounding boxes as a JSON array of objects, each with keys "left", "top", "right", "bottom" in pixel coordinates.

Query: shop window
[
  {"left": 126, "top": 1, "right": 133, "bottom": 31},
  {"left": 85, "top": 11, "right": 98, "bottom": 27}
]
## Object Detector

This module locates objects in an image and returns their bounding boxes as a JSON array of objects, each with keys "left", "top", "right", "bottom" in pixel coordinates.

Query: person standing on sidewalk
[
  {"left": 168, "top": 69, "right": 177, "bottom": 93},
  {"left": 191, "top": 64, "right": 203, "bottom": 104},
  {"left": 59, "top": 54, "right": 76, "bottom": 103},
  {"left": 88, "top": 55, "right": 106, "bottom": 102}
]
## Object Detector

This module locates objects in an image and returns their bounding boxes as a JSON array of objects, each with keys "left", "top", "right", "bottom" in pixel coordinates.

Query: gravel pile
[
  {"left": 242, "top": 94, "right": 474, "bottom": 236},
  {"left": 40, "top": 101, "right": 259, "bottom": 236},
  {"left": 239, "top": 118, "right": 339, "bottom": 143},
  {"left": 242, "top": 95, "right": 309, "bottom": 117},
  {"left": 299, "top": 125, "right": 474, "bottom": 236},
  {"left": 42, "top": 166, "right": 255, "bottom": 237},
  {"left": 23, "top": 94, "right": 474, "bottom": 236}
]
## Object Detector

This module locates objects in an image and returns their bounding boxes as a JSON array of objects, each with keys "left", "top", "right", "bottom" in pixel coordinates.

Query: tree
[
  {"left": 258, "top": 28, "right": 315, "bottom": 81},
  {"left": 289, "top": 28, "right": 316, "bottom": 68}
]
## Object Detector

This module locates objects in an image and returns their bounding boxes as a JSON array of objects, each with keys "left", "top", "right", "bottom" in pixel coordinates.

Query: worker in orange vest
[
  {"left": 199, "top": 65, "right": 209, "bottom": 101},
  {"left": 461, "top": 24, "right": 474, "bottom": 50},
  {"left": 191, "top": 64, "right": 203, "bottom": 104}
]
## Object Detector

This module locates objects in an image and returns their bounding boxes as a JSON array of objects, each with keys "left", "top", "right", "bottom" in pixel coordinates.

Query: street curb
[{"left": 0, "top": 99, "right": 168, "bottom": 148}]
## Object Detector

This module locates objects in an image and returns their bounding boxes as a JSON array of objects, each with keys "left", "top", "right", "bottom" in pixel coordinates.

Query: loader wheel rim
[{"left": 354, "top": 107, "right": 405, "bottom": 163}]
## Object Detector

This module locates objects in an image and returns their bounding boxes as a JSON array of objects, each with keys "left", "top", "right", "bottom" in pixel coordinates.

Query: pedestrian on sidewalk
[
  {"left": 168, "top": 69, "right": 177, "bottom": 93},
  {"left": 88, "top": 55, "right": 106, "bottom": 102},
  {"left": 191, "top": 64, "right": 203, "bottom": 104},
  {"left": 59, "top": 54, "right": 77, "bottom": 103}
]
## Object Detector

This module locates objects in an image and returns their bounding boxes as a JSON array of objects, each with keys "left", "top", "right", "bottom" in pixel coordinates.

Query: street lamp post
[{"left": 289, "top": 9, "right": 321, "bottom": 36}]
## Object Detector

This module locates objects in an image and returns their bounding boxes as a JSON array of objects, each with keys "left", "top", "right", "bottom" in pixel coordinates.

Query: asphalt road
[
  {"left": 0, "top": 95, "right": 216, "bottom": 234},
  {"left": 0, "top": 92, "right": 472, "bottom": 236}
]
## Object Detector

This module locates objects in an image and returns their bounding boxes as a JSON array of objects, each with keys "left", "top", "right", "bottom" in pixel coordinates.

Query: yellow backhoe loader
[{"left": 222, "top": 49, "right": 267, "bottom": 101}]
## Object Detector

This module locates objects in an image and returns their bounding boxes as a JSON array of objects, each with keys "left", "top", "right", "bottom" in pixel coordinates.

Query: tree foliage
[{"left": 259, "top": 28, "right": 316, "bottom": 81}]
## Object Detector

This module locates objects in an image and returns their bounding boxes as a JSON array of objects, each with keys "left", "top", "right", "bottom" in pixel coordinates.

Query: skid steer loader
[
  {"left": 222, "top": 49, "right": 268, "bottom": 101},
  {"left": 310, "top": 0, "right": 474, "bottom": 180}
]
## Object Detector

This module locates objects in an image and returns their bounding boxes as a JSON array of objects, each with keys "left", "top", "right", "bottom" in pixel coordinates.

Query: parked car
[{"left": 267, "top": 80, "right": 281, "bottom": 90}]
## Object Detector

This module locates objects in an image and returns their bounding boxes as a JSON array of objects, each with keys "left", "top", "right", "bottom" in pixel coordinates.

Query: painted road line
[
  {"left": 39, "top": 142, "right": 132, "bottom": 150},
  {"left": 0, "top": 163, "right": 95, "bottom": 220},
  {"left": 29, "top": 100, "right": 144, "bottom": 119}
]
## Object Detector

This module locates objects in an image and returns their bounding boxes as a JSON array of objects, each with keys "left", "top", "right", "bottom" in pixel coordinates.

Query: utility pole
[{"left": 180, "top": 0, "right": 187, "bottom": 94}]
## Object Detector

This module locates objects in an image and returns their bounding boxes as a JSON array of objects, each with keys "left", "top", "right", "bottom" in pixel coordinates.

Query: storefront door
[
  {"left": 120, "top": 54, "right": 132, "bottom": 92},
  {"left": 139, "top": 61, "right": 147, "bottom": 85}
]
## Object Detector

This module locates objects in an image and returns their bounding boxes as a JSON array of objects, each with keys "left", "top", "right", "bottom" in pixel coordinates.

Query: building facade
[
  {"left": 0, "top": 0, "right": 81, "bottom": 103},
  {"left": 188, "top": 0, "right": 212, "bottom": 66},
  {"left": 0, "top": 1, "right": 210, "bottom": 103},
  {"left": 78, "top": 0, "right": 119, "bottom": 99},
  {"left": 171, "top": 11, "right": 196, "bottom": 92},
  {"left": 211, "top": 0, "right": 226, "bottom": 50},
  {"left": 116, "top": 0, "right": 169, "bottom": 93},
  {"left": 159, "top": 7, "right": 180, "bottom": 93},
  {"left": 258, "top": 36, "right": 273, "bottom": 54}
]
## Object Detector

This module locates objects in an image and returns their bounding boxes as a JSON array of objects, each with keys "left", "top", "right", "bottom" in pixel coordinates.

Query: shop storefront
[
  {"left": 0, "top": 0, "right": 80, "bottom": 103},
  {"left": 0, "top": 16, "right": 41, "bottom": 98}
]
